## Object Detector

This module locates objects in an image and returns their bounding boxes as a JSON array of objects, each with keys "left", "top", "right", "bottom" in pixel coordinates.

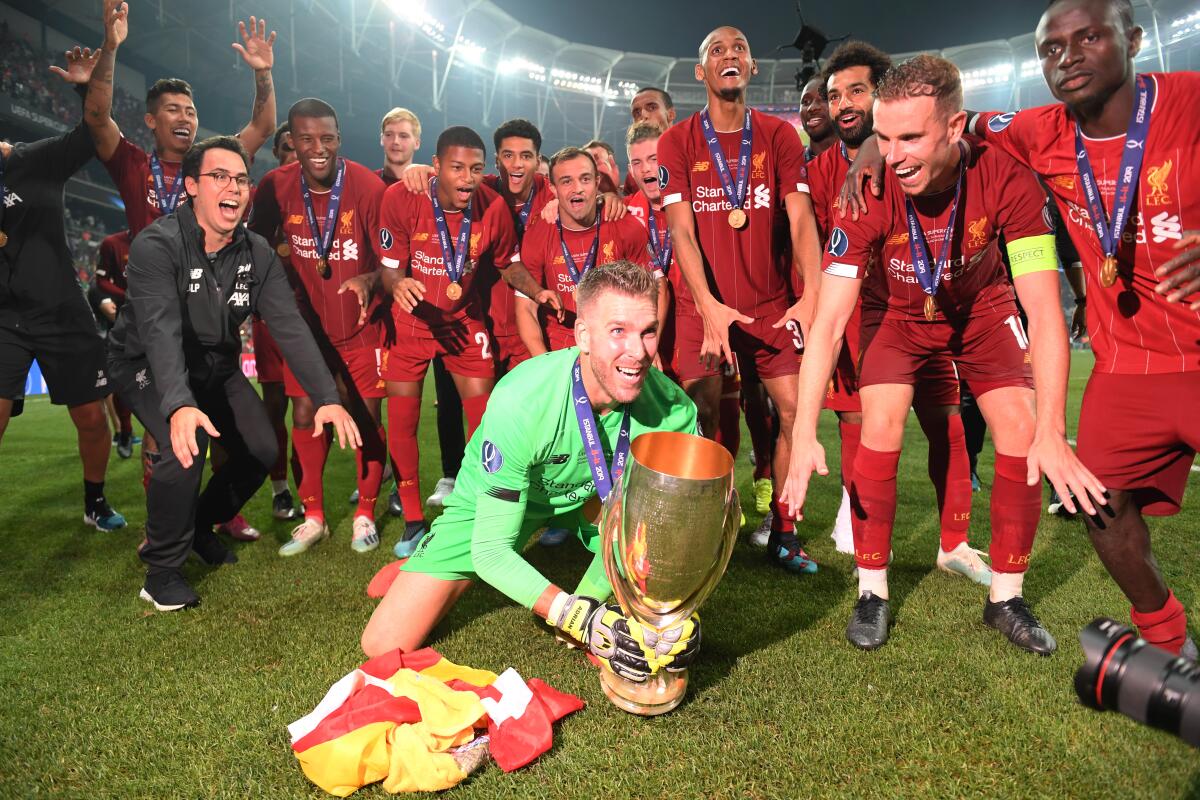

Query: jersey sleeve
[
  {"left": 32, "top": 123, "right": 96, "bottom": 183},
  {"left": 773, "top": 120, "right": 810, "bottom": 196},
  {"left": 656, "top": 125, "right": 692, "bottom": 209},
  {"left": 821, "top": 195, "right": 885, "bottom": 281},
  {"left": 970, "top": 108, "right": 1052, "bottom": 170},
  {"left": 807, "top": 157, "right": 831, "bottom": 237},
  {"left": 993, "top": 154, "right": 1055, "bottom": 242},
  {"left": 377, "top": 184, "right": 412, "bottom": 271}
]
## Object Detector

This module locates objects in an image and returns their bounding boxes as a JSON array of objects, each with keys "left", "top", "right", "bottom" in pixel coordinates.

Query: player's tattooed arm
[
  {"left": 232, "top": 16, "right": 277, "bottom": 156},
  {"left": 80, "top": 0, "right": 127, "bottom": 161}
]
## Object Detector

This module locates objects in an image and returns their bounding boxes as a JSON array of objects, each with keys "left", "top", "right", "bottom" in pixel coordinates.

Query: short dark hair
[
  {"left": 583, "top": 139, "right": 616, "bottom": 159},
  {"left": 493, "top": 119, "right": 542, "bottom": 155},
  {"left": 146, "top": 78, "right": 192, "bottom": 113},
  {"left": 820, "top": 40, "right": 893, "bottom": 91},
  {"left": 287, "top": 98, "right": 339, "bottom": 130},
  {"left": 549, "top": 146, "right": 597, "bottom": 181},
  {"left": 182, "top": 135, "right": 249, "bottom": 183},
  {"left": 635, "top": 86, "right": 674, "bottom": 110},
  {"left": 272, "top": 122, "right": 290, "bottom": 151},
  {"left": 436, "top": 126, "right": 487, "bottom": 159},
  {"left": 1046, "top": 0, "right": 1135, "bottom": 31}
]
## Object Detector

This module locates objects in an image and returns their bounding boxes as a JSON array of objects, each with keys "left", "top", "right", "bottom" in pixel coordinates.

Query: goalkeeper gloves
[
  {"left": 549, "top": 594, "right": 652, "bottom": 682},
  {"left": 627, "top": 613, "right": 701, "bottom": 673}
]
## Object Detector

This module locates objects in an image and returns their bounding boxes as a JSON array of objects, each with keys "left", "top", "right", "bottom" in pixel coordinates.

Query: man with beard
[{"left": 658, "top": 26, "right": 823, "bottom": 573}]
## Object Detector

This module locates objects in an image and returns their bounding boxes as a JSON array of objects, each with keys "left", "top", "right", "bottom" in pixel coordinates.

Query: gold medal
[
  {"left": 0, "top": 231, "right": 7, "bottom": 247},
  {"left": 276, "top": 242, "right": 291, "bottom": 258},
  {"left": 316, "top": 257, "right": 330, "bottom": 278},
  {"left": 727, "top": 208, "right": 747, "bottom": 229},
  {"left": 923, "top": 294, "right": 937, "bottom": 322},
  {"left": 445, "top": 281, "right": 463, "bottom": 301},
  {"left": 1100, "top": 254, "right": 1118, "bottom": 288}
]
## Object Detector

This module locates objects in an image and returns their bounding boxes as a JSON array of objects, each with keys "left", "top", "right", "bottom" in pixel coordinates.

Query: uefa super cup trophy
[{"left": 599, "top": 430, "right": 740, "bottom": 715}]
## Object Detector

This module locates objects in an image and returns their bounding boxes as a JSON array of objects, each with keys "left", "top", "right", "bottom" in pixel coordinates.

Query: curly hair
[{"left": 820, "top": 40, "right": 892, "bottom": 91}]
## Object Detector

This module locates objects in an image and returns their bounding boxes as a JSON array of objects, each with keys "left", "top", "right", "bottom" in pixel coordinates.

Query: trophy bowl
[{"left": 599, "top": 431, "right": 740, "bottom": 716}]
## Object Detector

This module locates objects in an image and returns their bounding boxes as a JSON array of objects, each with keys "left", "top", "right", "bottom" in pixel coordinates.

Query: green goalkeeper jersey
[{"left": 402, "top": 347, "right": 698, "bottom": 608}]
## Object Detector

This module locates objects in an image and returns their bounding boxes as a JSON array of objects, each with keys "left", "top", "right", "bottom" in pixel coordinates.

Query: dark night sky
[{"left": 491, "top": 0, "right": 1056, "bottom": 58}]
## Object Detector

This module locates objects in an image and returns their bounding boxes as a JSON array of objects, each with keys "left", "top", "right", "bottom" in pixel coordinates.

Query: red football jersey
[
  {"left": 822, "top": 142, "right": 1051, "bottom": 321},
  {"left": 378, "top": 180, "right": 517, "bottom": 338},
  {"left": 250, "top": 158, "right": 386, "bottom": 351},
  {"left": 520, "top": 214, "right": 655, "bottom": 345},
  {"left": 481, "top": 173, "right": 555, "bottom": 340},
  {"left": 102, "top": 137, "right": 185, "bottom": 238},
  {"left": 657, "top": 108, "right": 810, "bottom": 319},
  {"left": 973, "top": 72, "right": 1200, "bottom": 374},
  {"left": 93, "top": 229, "right": 133, "bottom": 304},
  {"left": 627, "top": 191, "right": 694, "bottom": 316}
]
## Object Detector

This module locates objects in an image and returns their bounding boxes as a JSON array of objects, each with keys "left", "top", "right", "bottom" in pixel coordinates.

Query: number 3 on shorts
[
  {"left": 474, "top": 331, "right": 492, "bottom": 359},
  {"left": 785, "top": 319, "right": 804, "bottom": 351},
  {"left": 1004, "top": 315, "right": 1029, "bottom": 350}
]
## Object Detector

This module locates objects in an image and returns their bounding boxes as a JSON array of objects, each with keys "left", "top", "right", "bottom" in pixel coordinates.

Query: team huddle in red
[{"left": 29, "top": 0, "right": 1200, "bottom": 654}]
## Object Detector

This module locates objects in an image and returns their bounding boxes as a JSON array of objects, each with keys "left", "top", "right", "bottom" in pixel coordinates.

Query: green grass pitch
[{"left": 1, "top": 350, "right": 1198, "bottom": 798}]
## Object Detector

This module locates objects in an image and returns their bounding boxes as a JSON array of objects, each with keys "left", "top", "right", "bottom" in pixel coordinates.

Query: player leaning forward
[
  {"left": 361, "top": 261, "right": 700, "bottom": 681},
  {"left": 781, "top": 55, "right": 1106, "bottom": 653}
]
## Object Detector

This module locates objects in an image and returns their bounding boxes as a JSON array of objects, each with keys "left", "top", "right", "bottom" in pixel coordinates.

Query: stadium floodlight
[
  {"left": 960, "top": 62, "right": 1014, "bottom": 91},
  {"left": 1170, "top": 8, "right": 1200, "bottom": 43},
  {"left": 1020, "top": 58, "right": 1040, "bottom": 80},
  {"left": 453, "top": 36, "right": 486, "bottom": 66},
  {"left": 498, "top": 56, "right": 547, "bottom": 81},
  {"left": 383, "top": 0, "right": 446, "bottom": 44}
]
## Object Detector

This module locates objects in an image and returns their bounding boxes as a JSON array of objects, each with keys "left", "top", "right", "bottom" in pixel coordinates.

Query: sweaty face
[
  {"left": 1036, "top": 0, "right": 1140, "bottom": 111},
  {"left": 873, "top": 95, "right": 964, "bottom": 197},
  {"left": 552, "top": 155, "right": 600, "bottom": 226},
  {"left": 495, "top": 135, "right": 539, "bottom": 198},
  {"left": 185, "top": 148, "right": 249, "bottom": 239},
  {"left": 291, "top": 115, "right": 341, "bottom": 186},
  {"left": 381, "top": 120, "right": 419, "bottom": 167},
  {"left": 826, "top": 65, "right": 876, "bottom": 147},
  {"left": 696, "top": 27, "right": 756, "bottom": 100},
  {"left": 630, "top": 91, "right": 675, "bottom": 131},
  {"left": 627, "top": 138, "right": 662, "bottom": 204},
  {"left": 146, "top": 92, "right": 197, "bottom": 157},
  {"left": 433, "top": 145, "right": 485, "bottom": 211},
  {"left": 577, "top": 291, "right": 659, "bottom": 407},
  {"left": 799, "top": 78, "right": 832, "bottom": 143}
]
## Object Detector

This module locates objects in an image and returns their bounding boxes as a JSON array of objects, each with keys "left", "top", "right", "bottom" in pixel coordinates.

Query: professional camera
[{"left": 1075, "top": 618, "right": 1200, "bottom": 747}]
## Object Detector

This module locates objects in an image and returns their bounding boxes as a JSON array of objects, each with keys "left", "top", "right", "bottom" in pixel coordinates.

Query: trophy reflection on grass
[{"left": 599, "top": 431, "right": 740, "bottom": 715}]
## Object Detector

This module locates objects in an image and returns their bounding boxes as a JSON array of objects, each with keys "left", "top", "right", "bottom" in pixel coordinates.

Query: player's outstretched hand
[
  {"left": 169, "top": 406, "right": 220, "bottom": 469},
  {"left": 838, "top": 135, "right": 884, "bottom": 221},
  {"left": 1027, "top": 434, "right": 1107, "bottom": 516},
  {"left": 100, "top": 0, "right": 129, "bottom": 50},
  {"left": 338, "top": 274, "right": 373, "bottom": 325},
  {"left": 533, "top": 288, "right": 565, "bottom": 322},
  {"left": 697, "top": 298, "right": 751, "bottom": 371},
  {"left": 551, "top": 595, "right": 651, "bottom": 682},
  {"left": 392, "top": 277, "right": 426, "bottom": 312},
  {"left": 628, "top": 613, "right": 700, "bottom": 674},
  {"left": 314, "top": 404, "right": 362, "bottom": 450},
  {"left": 233, "top": 16, "right": 276, "bottom": 71},
  {"left": 778, "top": 437, "right": 829, "bottom": 520},
  {"left": 49, "top": 46, "right": 101, "bottom": 85},
  {"left": 539, "top": 197, "right": 560, "bottom": 223},
  {"left": 1155, "top": 231, "right": 1200, "bottom": 311},
  {"left": 402, "top": 164, "right": 434, "bottom": 196},
  {"left": 599, "top": 192, "right": 627, "bottom": 221}
]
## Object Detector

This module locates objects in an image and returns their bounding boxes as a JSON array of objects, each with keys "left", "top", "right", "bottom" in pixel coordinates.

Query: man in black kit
[{"left": 107, "top": 135, "right": 361, "bottom": 610}]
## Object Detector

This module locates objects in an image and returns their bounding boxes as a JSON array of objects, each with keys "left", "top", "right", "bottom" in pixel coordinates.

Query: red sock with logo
[
  {"left": 461, "top": 394, "right": 490, "bottom": 439},
  {"left": 850, "top": 445, "right": 900, "bottom": 570},
  {"left": 838, "top": 419, "right": 862, "bottom": 494},
  {"left": 1131, "top": 591, "right": 1189, "bottom": 655},
  {"left": 388, "top": 396, "right": 424, "bottom": 523},
  {"left": 292, "top": 427, "right": 330, "bottom": 522},
  {"left": 355, "top": 426, "right": 387, "bottom": 519},
  {"left": 989, "top": 453, "right": 1041, "bottom": 573},
  {"left": 918, "top": 412, "right": 972, "bottom": 552},
  {"left": 717, "top": 394, "right": 741, "bottom": 459}
]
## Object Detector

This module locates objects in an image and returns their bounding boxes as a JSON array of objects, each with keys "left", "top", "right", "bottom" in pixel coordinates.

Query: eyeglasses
[{"left": 200, "top": 171, "right": 251, "bottom": 190}]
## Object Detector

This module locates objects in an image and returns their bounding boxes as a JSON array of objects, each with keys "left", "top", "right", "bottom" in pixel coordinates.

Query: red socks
[
  {"left": 388, "top": 396, "right": 425, "bottom": 523},
  {"left": 919, "top": 412, "right": 973, "bottom": 552},
  {"left": 769, "top": 494, "right": 795, "bottom": 535},
  {"left": 838, "top": 419, "right": 861, "bottom": 494},
  {"left": 293, "top": 427, "right": 331, "bottom": 522},
  {"left": 989, "top": 453, "right": 1041, "bottom": 573},
  {"left": 355, "top": 425, "right": 387, "bottom": 519},
  {"left": 850, "top": 445, "right": 900, "bottom": 570},
  {"left": 461, "top": 394, "right": 490, "bottom": 439},
  {"left": 716, "top": 393, "right": 741, "bottom": 459},
  {"left": 1131, "top": 591, "right": 1189, "bottom": 655}
]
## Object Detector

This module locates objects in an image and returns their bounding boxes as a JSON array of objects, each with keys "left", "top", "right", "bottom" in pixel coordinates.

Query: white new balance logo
[{"left": 1151, "top": 212, "right": 1182, "bottom": 243}]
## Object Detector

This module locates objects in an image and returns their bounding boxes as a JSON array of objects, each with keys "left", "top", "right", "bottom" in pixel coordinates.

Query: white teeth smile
[
  {"left": 616, "top": 366, "right": 640, "bottom": 377},
  {"left": 721, "top": 67, "right": 739, "bottom": 77},
  {"left": 895, "top": 166, "right": 919, "bottom": 178}
]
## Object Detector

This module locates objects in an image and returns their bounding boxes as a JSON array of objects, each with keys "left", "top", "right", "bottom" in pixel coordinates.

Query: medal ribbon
[
  {"left": 646, "top": 205, "right": 672, "bottom": 274},
  {"left": 556, "top": 218, "right": 601, "bottom": 285},
  {"left": 1074, "top": 73, "right": 1154, "bottom": 262},
  {"left": 515, "top": 187, "right": 536, "bottom": 237},
  {"left": 904, "top": 143, "right": 967, "bottom": 305},
  {"left": 571, "top": 357, "right": 632, "bottom": 503},
  {"left": 700, "top": 107, "right": 753, "bottom": 214},
  {"left": 149, "top": 151, "right": 185, "bottom": 215},
  {"left": 430, "top": 177, "right": 473, "bottom": 285},
  {"left": 300, "top": 158, "right": 346, "bottom": 264}
]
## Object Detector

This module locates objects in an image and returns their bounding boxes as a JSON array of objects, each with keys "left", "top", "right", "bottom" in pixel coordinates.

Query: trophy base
[{"left": 599, "top": 667, "right": 688, "bottom": 716}]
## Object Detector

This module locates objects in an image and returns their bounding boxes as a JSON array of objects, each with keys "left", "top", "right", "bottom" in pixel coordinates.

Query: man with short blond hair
[{"left": 379, "top": 107, "right": 422, "bottom": 185}]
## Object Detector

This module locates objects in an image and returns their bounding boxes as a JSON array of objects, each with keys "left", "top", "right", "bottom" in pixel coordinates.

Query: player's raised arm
[
  {"left": 82, "top": 0, "right": 128, "bottom": 161},
  {"left": 231, "top": 16, "right": 277, "bottom": 157}
]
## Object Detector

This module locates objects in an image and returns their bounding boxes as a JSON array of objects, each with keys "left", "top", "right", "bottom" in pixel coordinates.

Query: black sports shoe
[
  {"left": 983, "top": 596, "right": 1057, "bottom": 655},
  {"left": 846, "top": 591, "right": 891, "bottom": 650},
  {"left": 388, "top": 485, "right": 404, "bottom": 517},
  {"left": 272, "top": 489, "right": 298, "bottom": 521},
  {"left": 192, "top": 528, "right": 237, "bottom": 566},
  {"left": 139, "top": 571, "right": 200, "bottom": 611}
]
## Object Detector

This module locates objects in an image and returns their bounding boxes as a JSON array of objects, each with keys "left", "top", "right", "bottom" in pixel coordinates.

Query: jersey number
[
  {"left": 1004, "top": 315, "right": 1029, "bottom": 350},
  {"left": 475, "top": 331, "right": 492, "bottom": 359},
  {"left": 785, "top": 319, "right": 805, "bottom": 351}
]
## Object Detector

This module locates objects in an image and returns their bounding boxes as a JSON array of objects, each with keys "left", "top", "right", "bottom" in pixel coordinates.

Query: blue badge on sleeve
[
  {"left": 658, "top": 165, "right": 669, "bottom": 189},
  {"left": 379, "top": 228, "right": 394, "bottom": 251},
  {"left": 827, "top": 227, "right": 849, "bottom": 257},
  {"left": 482, "top": 440, "right": 504, "bottom": 473},
  {"left": 987, "top": 112, "right": 1016, "bottom": 133}
]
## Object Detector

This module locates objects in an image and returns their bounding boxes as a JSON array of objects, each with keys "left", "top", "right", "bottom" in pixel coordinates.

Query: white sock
[
  {"left": 990, "top": 571, "right": 1025, "bottom": 603},
  {"left": 834, "top": 486, "right": 852, "bottom": 530},
  {"left": 271, "top": 479, "right": 288, "bottom": 495},
  {"left": 858, "top": 567, "right": 889, "bottom": 600}
]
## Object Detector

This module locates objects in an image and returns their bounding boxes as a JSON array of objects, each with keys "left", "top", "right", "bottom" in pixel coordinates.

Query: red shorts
[
  {"left": 382, "top": 319, "right": 496, "bottom": 382},
  {"left": 493, "top": 332, "right": 531, "bottom": 375},
  {"left": 671, "top": 312, "right": 717, "bottom": 383},
  {"left": 858, "top": 312, "right": 1031, "bottom": 398},
  {"left": 284, "top": 344, "right": 386, "bottom": 400},
  {"left": 673, "top": 311, "right": 802, "bottom": 384},
  {"left": 825, "top": 302, "right": 863, "bottom": 412},
  {"left": 252, "top": 318, "right": 285, "bottom": 384},
  {"left": 1077, "top": 371, "right": 1200, "bottom": 516}
]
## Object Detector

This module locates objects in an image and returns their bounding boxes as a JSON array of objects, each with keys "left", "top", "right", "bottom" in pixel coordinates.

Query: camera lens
[{"left": 1075, "top": 618, "right": 1200, "bottom": 748}]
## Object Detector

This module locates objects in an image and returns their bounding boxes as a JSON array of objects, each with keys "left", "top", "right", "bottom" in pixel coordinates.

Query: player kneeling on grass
[{"left": 361, "top": 261, "right": 700, "bottom": 681}]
